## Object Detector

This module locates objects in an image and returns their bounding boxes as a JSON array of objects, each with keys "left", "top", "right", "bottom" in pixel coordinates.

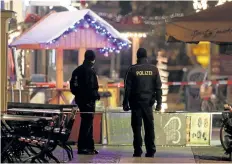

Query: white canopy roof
[{"left": 10, "top": 9, "right": 131, "bottom": 46}]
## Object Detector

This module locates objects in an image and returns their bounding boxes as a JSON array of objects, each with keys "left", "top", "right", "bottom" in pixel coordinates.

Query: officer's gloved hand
[
  {"left": 93, "top": 91, "right": 100, "bottom": 101},
  {"left": 96, "top": 93, "right": 100, "bottom": 101},
  {"left": 123, "top": 105, "right": 130, "bottom": 111},
  {"left": 155, "top": 105, "right": 161, "bottom": 112},
  {"left": 123, "top": 103, "right": 130, "bottom": 111}
]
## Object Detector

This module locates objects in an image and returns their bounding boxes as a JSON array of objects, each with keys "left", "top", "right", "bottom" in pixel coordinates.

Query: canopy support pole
[
  {"left": 1, "top": 11, "right": 15, "bottom": 112},
  {"left": 132, "top": 37, "right": 140, "bottom": 65},
  {"left": 41, "top": 50, "right": 46, "bottom": 75},
  {"left": 56, "top": 49, "right": 63, "bottom": 89},
  {"left": 78, "top": 47, "right": 86, "bottom": 66}
]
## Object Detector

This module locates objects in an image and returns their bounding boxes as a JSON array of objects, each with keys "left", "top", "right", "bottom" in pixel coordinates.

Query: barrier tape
[
  {"left": 108, "top": 80, "right": 232, "bottom": 87},
  {"left": 166, "top": 80, "right": 232, "bottom": 86},
  {"left": 24, "top": 80, "right": 232, "bottom": 88},
  {"left": 6, "top": 108, "right": 229, "bottom": 114}
]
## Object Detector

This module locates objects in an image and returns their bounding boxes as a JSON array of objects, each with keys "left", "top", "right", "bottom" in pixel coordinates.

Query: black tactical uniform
[
  {"left": 70, "top": 50, "right": 100, "bottom": 155},
  {"left": 123, "top": 48, "right": 162, "bottom": 157}
]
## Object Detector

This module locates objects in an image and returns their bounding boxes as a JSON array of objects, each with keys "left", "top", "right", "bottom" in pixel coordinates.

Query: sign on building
[{"left": 211, "top": 54, "right": 232, "bottom": 76}]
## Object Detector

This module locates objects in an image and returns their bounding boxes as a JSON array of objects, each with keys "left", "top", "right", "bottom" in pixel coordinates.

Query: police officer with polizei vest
[
  {"left": 70, "top": 50, "right": 100, "bottom": 155},
  {"left": 123, "top": 48, "right": 162, "bottom": 158}
]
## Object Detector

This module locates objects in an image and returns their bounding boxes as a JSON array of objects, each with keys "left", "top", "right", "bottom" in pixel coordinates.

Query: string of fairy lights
[
  {"left": 11, "top": 1, "right": 230, "bottom": 54},
  {"left": 193, "top": 0, "right": 231, "bottom": 12},
  {"left": 97, "top": 12, "right": 184, "bottom": 25},
  {"left": 43, "top": 14, "right": 131, "bottom": 54}
]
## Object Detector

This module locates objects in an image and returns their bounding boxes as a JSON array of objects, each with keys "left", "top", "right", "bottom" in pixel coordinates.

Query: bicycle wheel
[
  {"left": 220, "top": 122, "right": 231, "bottom": 151},
  {"left": 201, "top": 100, "right": 213, "bottom": 112}
]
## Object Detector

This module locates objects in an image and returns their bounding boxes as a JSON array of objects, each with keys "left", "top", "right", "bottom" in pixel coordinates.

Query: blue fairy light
[
  {"left": 46, "top": 14, "right": 131, "bottom": 54},
  {"left": 70, "top": 25, "right": 75, "bottom": 29}
]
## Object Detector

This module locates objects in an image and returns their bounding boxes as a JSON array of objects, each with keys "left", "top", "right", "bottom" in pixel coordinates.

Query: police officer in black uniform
[
  {"left": 123, "top": 48, "right": 162, "bottom": 157},
  {"left": 70, "top": 50, "right": 100, "bottom": 155}
]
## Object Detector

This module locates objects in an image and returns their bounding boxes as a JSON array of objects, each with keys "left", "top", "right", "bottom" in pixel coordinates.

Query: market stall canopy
[
  {"left": 10, "top": 9, "right": 131, "bottom": 51},
  {"left": 166, "top": 2, "right": 232, "bottom": 43}
]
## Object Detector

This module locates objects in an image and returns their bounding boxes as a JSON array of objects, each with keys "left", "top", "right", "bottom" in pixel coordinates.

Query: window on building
[
  {"left": 10, "top": 0, "right": 13, "bottom": 10},
  {"left": 48, "top": 49, "right": 56, "bottom": 68},
  {"left": 219, "top": 44, "right": 232, "bottom": 55}
]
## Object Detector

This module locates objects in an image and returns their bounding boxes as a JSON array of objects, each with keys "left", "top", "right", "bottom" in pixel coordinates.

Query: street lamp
[
  {"left": 193, "top": 0, "right": 232, "bottom": 12},
  {"left": 216, "top": 0, "right": 232, "bottom": 6},
  {"left": 193, "top": 0, "right": 208, "bottom": 12}
]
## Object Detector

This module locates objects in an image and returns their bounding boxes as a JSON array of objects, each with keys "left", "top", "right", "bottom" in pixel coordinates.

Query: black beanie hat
[
  {"left": 137, "top": 48, "right": 147, "bottom": 59},
  {"left": 85, "top": 50, "right": 96, "bottom": 61}
]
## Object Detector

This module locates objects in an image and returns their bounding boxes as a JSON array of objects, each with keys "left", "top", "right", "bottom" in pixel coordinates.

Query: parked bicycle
[
  {"left": 220, "top": 104, "right": 232, "bottom": 161},
  {"left": 200, "top": 82, "right": 226, "bottom": 112}
]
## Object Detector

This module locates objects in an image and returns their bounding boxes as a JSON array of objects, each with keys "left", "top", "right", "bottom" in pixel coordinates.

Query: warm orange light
[
  {"left": 191, "top": 42, "right": 210, "bottom": 68},
  {"left": 192, "top": 42, "right": 210, "bottom": 56}
]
